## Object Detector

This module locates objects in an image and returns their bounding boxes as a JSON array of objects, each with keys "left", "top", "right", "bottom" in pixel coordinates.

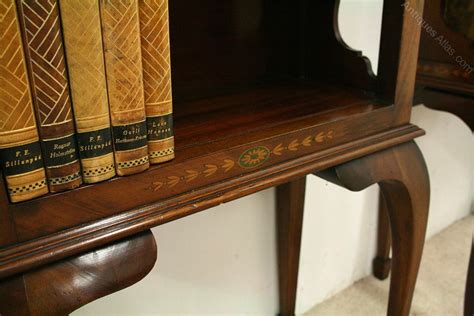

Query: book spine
[
  {"left": 0, "top": 0, "right": 48, "bottom": 202},
  {"left": 99, "top": 0, "right": 149, "bottom": 176},
  {"left": 138, "top": 0, "right": 175, "bottom": 164},
  {"left": 17, "top": 0, "right": 82, "bottom": 193},
  {"left": 59, "top": 0, "right": 116, "bottom": 183}
]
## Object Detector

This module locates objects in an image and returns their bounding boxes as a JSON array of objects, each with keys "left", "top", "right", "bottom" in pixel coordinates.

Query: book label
[
  {"left": 41, "top": 135, "right": 79, "bottom": 167},
  {"left": 77, "top": 128, "right": 113, "bottom": 159},
  {"left": 113, "top": 121, "right": 148, "bottom": 151},
  {"left": 0, "top": 142, "right": 44, "bottom": 176},
  {"left": 147, "top": 114, "right": 174, "bottom": 141}
]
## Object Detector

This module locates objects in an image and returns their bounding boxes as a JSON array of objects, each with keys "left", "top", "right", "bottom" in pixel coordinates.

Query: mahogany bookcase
[
  {"left": 373, "top": 0, "right": 473, "bottom": 286},
  {"left": 0, "top": 1, "right": 429, "bottom": 315}
]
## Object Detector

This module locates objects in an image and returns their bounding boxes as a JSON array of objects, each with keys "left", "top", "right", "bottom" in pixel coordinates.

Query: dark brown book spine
[
  {"left": 0, "top": 0, "right": 49, "bottom": 202},
  {"left": 17, "top": 0, "right": 82, "bottom": 192}
]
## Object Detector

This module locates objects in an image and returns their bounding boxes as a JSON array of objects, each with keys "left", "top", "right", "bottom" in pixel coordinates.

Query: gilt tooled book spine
[
  {"left": 59, "top": 0, "right": 116, "bottom": 183},
  {"left": 139, "top": 0, "right": 175, "bottom": 164},
  {"left": 100, "top": 0, "right": 149, "bottom": 176},
  {"left": 0, "top": 0, "right": 48, "bottom": 202},
  {"left": 17, "top": 0, "right": 82, "bottom": 192}
]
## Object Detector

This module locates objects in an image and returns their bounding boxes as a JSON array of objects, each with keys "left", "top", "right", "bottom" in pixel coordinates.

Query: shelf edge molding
[{"left": 0, "top": 124, "right": 424, "bottom": 280}]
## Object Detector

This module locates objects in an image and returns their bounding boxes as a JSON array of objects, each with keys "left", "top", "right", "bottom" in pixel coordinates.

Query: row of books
[{"left": 0, "top": 0, "right": 174, "bottom": 203}]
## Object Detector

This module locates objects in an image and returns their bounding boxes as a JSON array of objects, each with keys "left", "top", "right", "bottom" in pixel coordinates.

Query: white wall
[{"left": 74, "top": 1, "right": 473, "bottom": 315}]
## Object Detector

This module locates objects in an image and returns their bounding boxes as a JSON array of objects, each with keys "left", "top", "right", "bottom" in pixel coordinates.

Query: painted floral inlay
[
  {"left": 150, "top": 130, "right": 334, "bottom": 192},
  {"left": 239, "top": 146, "right": 271, "bottom": 168}
]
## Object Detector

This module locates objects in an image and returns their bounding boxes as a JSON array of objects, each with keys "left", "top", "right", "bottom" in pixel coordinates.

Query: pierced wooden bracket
[
  {"left": 303, "top": 0, "right": 378, "bottom": 91},
  {"left": 0, "top": 230, "right": 157, "bottom": 316},
  {"left": 315, "top": 141, "right": 430, "bottom": 316}
]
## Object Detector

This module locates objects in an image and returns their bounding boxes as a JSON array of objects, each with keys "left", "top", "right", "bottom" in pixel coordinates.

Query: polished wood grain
[
  {"left": 0, "top": 125, "right": 424, "bottom": 280},
  {"left": 0, "top": 0, "right": 428, "bottom": 314},
  {"left": 374, "top": 0, "right": 474, "bottom": 282},
  {"left": 276, "top": 177, "right": 306, "bottom": 316},
  {"left": 316, "top": 141, "right": 430, "bottom": 316},
  {"left": 373, "top": 192, "right": 392, "bottom": 280},
  {"left": 0, "top": 230, "right": 156, "bottom": 316}
]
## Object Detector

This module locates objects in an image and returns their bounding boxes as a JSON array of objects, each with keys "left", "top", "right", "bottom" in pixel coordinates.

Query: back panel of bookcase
[{"left": 169, "top": 0, "right": 304, "bottom": 102}]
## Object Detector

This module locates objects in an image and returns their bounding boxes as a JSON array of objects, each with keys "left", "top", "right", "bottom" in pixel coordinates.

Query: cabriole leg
[
  {"left": 316, "top": 141, "right": 430, "bottom": 316},
  {"left": 374, "top": 192, "right": 392, "bottom": 280}
]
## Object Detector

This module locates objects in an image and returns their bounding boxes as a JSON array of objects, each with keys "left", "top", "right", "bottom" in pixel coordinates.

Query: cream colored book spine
[
  {"left": 59, "top": 0, "right": 116, "bottom": 183},
  {"left": 139, "top": 0, "right": 175, "bottom": 164},
  {"left": 100, "top": 0, "right": 149, "bottom": 176},
  {"left": 0, "top": 0, "right": 48, "bottom": 202}
]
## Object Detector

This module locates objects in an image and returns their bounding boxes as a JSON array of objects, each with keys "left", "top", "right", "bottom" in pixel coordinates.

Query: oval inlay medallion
[{"left": 238, "top": 146, "right": 270, "bottom": 168}]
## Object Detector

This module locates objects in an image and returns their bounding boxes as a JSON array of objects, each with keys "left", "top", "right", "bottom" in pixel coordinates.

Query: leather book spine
[
  {"left": 0, "top": 0, "right": 48, "bottom": 202},
  {"left": 99, "top": 0, "right": 149, "bottom": 176},
  {"left": 139, "top": 0, "right": 175, "bottom": 164},
  {"left": 17, "top": 0, "right": 82, "bottom": 192},
  {"left": 59, "top": 0, "right": 116, "bottom": 183}
]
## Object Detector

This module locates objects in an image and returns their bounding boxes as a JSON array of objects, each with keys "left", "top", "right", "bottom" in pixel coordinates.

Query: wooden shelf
[
  {"left": 8, "top": 81, "right": 391, "bottom": 209},
  {"left": 174, "top": 82, "right": 388, "bottom": 152},
  {"left": 0, "top": 78, "right": 421, "bottom": 249}
]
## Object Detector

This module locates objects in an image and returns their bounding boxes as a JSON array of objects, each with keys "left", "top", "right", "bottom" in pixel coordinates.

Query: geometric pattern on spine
[
  {"left": 149, "top": 146, "right": 173, "bottom": 158},
  {"left": 100, "top": 0, "right": 145, "bottom": 115},
  {"left": 20, "top": 0, "right": 72, "bottom": 126},
  {"left": 116, "top": 155, "right": 148, "bottom": 169},
  {"left": 48, "top": 171, "right": 81, "bottom": 185},
  {"left": 0, "top": 0, "right": 36, "bottom": 134},
  {"left": 139, "top": 0, "right": 172, "bottom": 111},
  {"left": 8, "top": 179, "right": 47, "bottom": 194},
  {"left": 82, "top": 163, "right": 115, "bottom": 177},
  {"left": 59, "top": 0, "right": 109, "bottom": 120}
]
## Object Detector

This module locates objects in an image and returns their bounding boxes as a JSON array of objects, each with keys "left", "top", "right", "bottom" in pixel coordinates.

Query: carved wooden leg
[
  {"left": 316, "top": 141, "right": 430, "bottom": 316},
  {"left": 0, "top": 230, "right": 157, "bottom": 316},
  {"left": 373, "top": 192, "right": 392, "bottom": 280},
  {"left": 276, "top": 177, "right": 306, "bottom": 316},
  {"left": 465, "top": 239, "right": 474, "bottom": 316}
]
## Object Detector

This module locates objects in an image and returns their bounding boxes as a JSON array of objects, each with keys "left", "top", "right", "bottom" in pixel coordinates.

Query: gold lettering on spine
[
  {"left": 0, "top": 0, "right": 48, "bottom": 202},
  {"left": 139, "top": 0, "right": 175, "bottom": 164},
  {"left": 100, "top": 0, "right": 149, "bottom": 176},
  {"left": 59, "top": 0, "right": 116, "bottom": 183}
]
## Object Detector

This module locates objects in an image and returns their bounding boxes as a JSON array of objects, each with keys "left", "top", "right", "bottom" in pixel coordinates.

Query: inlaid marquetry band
[{"left": 150, "top": 129, "right": 335, "bottom": 192}]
